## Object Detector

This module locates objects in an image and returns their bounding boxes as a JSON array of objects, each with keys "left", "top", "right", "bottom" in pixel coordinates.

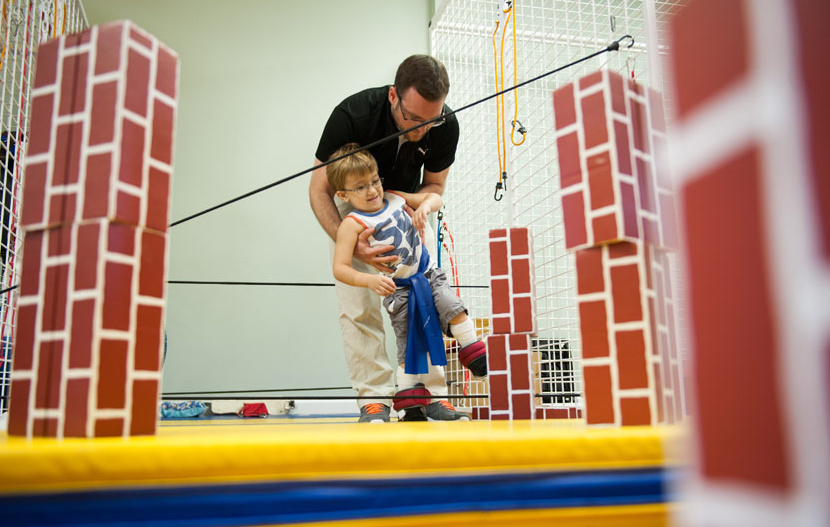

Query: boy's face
[{"left": 336, "top": 170, "right": 384, "bottom": 212}]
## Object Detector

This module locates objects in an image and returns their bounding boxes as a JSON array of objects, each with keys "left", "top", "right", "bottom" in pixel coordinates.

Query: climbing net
[
  {"left": 430, "top": 0, "right": 683, "bottom": 414},
  {"left": 0, "top": 0, "right": 88, "bottom": 413}
]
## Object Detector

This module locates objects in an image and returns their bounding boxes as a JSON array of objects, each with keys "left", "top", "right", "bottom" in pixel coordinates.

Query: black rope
[
  {"left": 162, "top": 394, "right": 493, "bottom": 401},
  {"left": 0, "top": 37, "right": 632, "bottom": 296},
  {"left": 168, "top": 36, "right": 633, "bottom": 228},
  {"left": 162, "top": 393, "right": 582, "bottom": 401},
  {"left": 167, "top": 280, "right": 487, "bottom": 288},
  {"left": 162, "top": 385, "right": 581, "bottom": 400},
  {"left": 163, "top": 386, "right": 353, "bottom": 396},
  {"left": 0, "top": 281, "right": 488, "bottom": 293},
  {"left": 168, "top": 280, "right": 334, "bottom": 287}
]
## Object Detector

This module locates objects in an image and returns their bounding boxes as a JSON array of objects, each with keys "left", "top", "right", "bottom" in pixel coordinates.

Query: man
[{"left": 309, "top": 55, "right": 464, "bottom": 422}]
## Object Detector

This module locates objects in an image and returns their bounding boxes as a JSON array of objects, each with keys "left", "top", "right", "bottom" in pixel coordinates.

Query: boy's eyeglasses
[
  {"left": 397, "top": 97, "right": 445, "bottom": 128},
  {"left": 341, "top": 177, "right": 383, "bottom": 196}
]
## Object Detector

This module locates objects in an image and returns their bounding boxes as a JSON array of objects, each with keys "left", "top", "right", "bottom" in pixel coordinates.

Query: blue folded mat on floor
[{"left": 160, "top": 401, "right": 207, "bottom": 418}]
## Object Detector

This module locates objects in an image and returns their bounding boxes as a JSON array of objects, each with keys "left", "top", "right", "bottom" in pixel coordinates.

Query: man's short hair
[{"left": 394, "top": 55, "right": 450, "bottom": 102}]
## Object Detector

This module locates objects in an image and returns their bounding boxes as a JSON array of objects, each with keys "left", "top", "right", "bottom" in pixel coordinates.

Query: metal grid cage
[
  {"left": 430, "top": 0, "right": 684, "bottom": 416},
  {"left": 0, "top": 0, "right": 88, "bottom": 414}
]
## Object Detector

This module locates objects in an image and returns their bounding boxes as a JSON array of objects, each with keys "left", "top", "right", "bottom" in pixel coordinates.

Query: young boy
[{"left": 329, "top": 143, "right": 487, "bottom": 422}]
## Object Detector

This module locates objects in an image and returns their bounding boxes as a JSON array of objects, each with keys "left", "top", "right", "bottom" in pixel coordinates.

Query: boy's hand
[
  {"left": 355, "top": 227, "right": 398, "bottom": 273},
  {"left": 411, "top": 204, "right": 429, "bottom": 231},
  {"left": 367, "top": 274, "right": 396, "bottom": 296},
  {"left": 403, "top": 203, "right": 427, "bottom": 242}
]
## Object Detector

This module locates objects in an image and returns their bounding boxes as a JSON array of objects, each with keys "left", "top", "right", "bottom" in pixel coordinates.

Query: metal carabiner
[
  {"left": 607, "top": 34, "right": 635, "bottom": 52},
  {"left": 494, "top": 172, "right": 508, "bottom": 201},
  {"left": 512, "top": 119, "right": 527, "bottom": 135}
]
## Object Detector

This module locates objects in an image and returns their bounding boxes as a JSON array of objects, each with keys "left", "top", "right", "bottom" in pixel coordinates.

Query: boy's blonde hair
[{"left": 326, "top": 143, "right": 378, "bottom": 191}]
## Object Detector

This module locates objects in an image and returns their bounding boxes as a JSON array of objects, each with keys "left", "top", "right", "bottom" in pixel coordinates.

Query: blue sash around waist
[{"left": 393, "top": 252, "right": 447, "bottom": 374}]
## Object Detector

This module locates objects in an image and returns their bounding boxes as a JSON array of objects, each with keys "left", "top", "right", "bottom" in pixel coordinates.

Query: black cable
[
  {"left": 167, "top": 280, "right": 488, "bottom": 288},
  {"left": 0, "top": 37, "right": 632, "bottom": 296},
  {"left": 162, "top": 394, "right": 494, "bottom": 401},
  {"left": 162, "top": 382, "right": 581, "bottom": 399},
  {"left": 168, "top": 36, "right": 633, "bottom": 228},
  {"left": 162, "top": 393, "right": 582, "bottom": 401},
  {"left": 163, "top": 386, "right": 353, "bottom": 396},
  {"left": 168, "top": 280, "right": 334, "bottom": 287},
  {"left": 0, "top": 281, "right": 488, "bottom": 293}
]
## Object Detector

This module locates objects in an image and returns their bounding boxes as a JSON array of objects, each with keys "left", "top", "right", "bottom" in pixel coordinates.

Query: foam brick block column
[
  {"left": 553, "top": 69, "right": 682, "bottom": 425},
  {"left": 486, "top": 228, "right": 537, "bottom": 419},
  {"left": 486, "top": 334, "right": 534, "bottom": 420},
  {"left": 553, "top": 69, "right": 675, "bottom": 252},
  {"left": 7, "top": 21, "right": 179, "bottom": 438},
  {"left": 668, "top": 1, "right": 830, "bottom": 525},
  {"left": 574, "top": 241, "right": 681, "bottom": 425},
  {"left": 488, "top": 227, "right": 537, "bottom": 335}
]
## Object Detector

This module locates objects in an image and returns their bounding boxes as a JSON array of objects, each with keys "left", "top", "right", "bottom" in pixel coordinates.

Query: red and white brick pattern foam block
[
  {"left": 576, "top": 240, "right": 681, "bottom": 425},
  {"left": 489, "top": 227, "right": 537, "bottom": 335},
  {"left": 8, "top": 20, "right": 178, "bottom": 438},
  {"left": 649, "top": 247, "right": 684, "bottom": 423},
  {"left": 536, "top": 406, "right": 582, "bottom": 420},
  {"left": 668, "top": 1, "right": 830, "bottom": 526},
  {"left": 486, "top": 334, "right": 535, "bottom": 420},
  {"left": 552, "top": 68, "right": 683, "bottom": 426},
  {"left": 20, "top": 20, "right": 177, "bottom": 232},
  {"left": 8, "top": 219, "right": 168, "bottom": 437},
  {"left": 472, "top": 401, "right": 583, "bottom": 420},
  {"left": 553, "top": 69, "right": 676, "bottom": 251}
]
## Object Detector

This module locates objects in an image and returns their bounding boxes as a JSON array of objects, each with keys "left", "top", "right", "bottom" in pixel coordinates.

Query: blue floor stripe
[{"left": 0, "top": 467, "right": 673, "bottom": 527}]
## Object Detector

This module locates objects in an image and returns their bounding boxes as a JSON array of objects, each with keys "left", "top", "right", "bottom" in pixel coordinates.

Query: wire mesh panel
[
  {"left": 0, "top": 0, "right": 88, "bottom": 414},
  {"left": 430, "top": 0, "right": 683, "bottom": 417}
]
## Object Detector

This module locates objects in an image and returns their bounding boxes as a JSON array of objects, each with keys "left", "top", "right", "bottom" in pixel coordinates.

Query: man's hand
[
  {"left": 366, "top": 274, "right": 396, "bottom": 297},
  {"left": 355, "top": 228, "right": 398, "bottom": 273}
]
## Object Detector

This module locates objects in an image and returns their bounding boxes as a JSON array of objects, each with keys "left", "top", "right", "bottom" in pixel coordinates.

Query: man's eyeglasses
[
  {"left": 341, "top": 177, "right": 383, "bottom": 196},
  {"left": 397, "top": 97, "right": 445, "bottom": 128}
]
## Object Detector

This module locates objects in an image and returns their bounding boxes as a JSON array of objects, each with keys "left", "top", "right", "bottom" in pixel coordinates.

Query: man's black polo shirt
[{"left": 315, "top": 86, "right": 460, "bottom": 193}]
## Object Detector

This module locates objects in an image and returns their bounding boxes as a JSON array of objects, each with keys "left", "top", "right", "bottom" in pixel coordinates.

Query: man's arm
[
  {"left": 418, "top": 166, "right": 450, "bottom": 195},
  {"left": 392, "top": 190, "right": 442, "bottom": 228},
  {"left": 309, "top": 157, "right": 341, "bottom": 241},
  {"left": 333, "top": 219, "right": 396, "bottom": 296}
]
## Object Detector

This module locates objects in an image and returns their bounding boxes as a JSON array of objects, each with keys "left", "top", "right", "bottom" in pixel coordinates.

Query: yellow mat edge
[
  {"left": 273, "top": 503, "right": 673, "bottom": 527},
  {"left": 0, "top": 421, "right": 684, "bottom": 494}
]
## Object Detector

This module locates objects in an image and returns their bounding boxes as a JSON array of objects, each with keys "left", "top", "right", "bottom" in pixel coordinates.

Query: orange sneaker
[
  {"left": 358, "top": 403, "right": 390, "bottom": 423},
  {"left": 425, "top": 400, "right": 470, "bottom": 421}
]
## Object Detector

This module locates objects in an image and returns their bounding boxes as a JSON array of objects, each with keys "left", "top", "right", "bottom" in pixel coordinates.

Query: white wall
[{"left": 82, "top": 0, "right": 433, "bottom": 396}]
